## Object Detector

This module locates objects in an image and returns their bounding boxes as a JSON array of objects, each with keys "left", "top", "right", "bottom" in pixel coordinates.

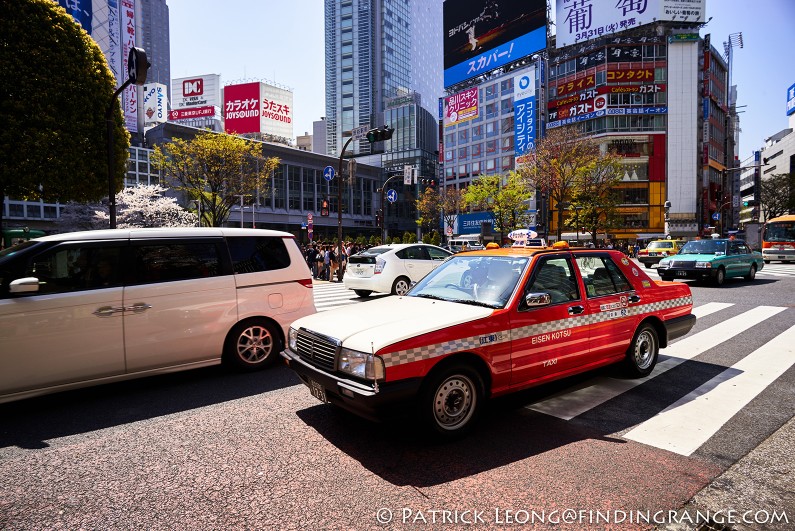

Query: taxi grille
[
  {"left": 670, "top": 260, "right": 696, "bottom": 268},
  {"left": 295, "top": 330, "right": 338, "bottom": 372}
]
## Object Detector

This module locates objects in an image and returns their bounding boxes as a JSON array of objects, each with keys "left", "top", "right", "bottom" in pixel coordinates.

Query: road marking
[
  {"left": 624, "top": 322, "right": 795, "bottom": 455},
  {"left": 527, "top": 305, "right": 785, "bottom": 420}
]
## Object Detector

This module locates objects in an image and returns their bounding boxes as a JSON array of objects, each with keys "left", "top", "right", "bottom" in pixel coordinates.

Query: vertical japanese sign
[
  {"left": 121, "top": 0, "right": 138, "bottom": 132},
  {"left": 143, "top": 83, "right": 168, "bottom": 125},
  {"left": 57, "top": 0, "right": 92, "bottom": 31},
  {"left": 444, "top": 87, "right": 479, "bottom": 127},
  {"left": 107, "top": 0, "right": 122, "bottom": 85},
  {"left": 224, "top": 82, "right": 262, "bottom": 134},
  {"left": 787, "top": 83, "right": 795, "bottom": 116},
  {"left": 514, "top": 66, "right": 537, "bottom": 162}
]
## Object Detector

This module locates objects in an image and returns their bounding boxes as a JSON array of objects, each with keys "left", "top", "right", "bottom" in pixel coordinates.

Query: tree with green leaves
[
  {"left": 517, "top": 126, "right": 601, "bottom": 241},
  {"left": 415, "top": 186, "right": 467, "bottom": 241},
  {"left": 463, "top": 172, "right": 533, "bottom": 241},
  {"left": 760, "top": 173, "right": 795, "bottom": 220},
  {"left": 0, "top": 0, "right": 130, "bottom": 233},
  {"left": 567, "top": 151, "right": 624, "bottom": 245},
  {"left": 151, "top": 132, "right": 280, "bottom": 227}
]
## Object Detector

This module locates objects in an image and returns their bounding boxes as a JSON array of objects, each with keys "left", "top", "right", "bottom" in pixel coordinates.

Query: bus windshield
[{"left": 764, "top": 221, "right": 795, "bottom": 243}]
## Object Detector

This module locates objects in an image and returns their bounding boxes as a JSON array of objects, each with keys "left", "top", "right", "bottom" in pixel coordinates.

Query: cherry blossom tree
[{"left": 57, "top": 184, "right": 197, "bottom": 232}]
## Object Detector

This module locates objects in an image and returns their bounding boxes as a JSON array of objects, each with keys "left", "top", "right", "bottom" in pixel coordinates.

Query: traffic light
[
  {"left": 420, "top": 178, "right": 437, "bottom": 188},
  {"left": 365, "top": 126, "right": 395, "bottom": 143},
  {"left": 742, "top": 199, "right": 758, "bottom": 207},
  {"left": 320, "top": 199, "right": 330, "bottom": 217},
  {"left": 375, "top": 209, "right": 383, "bottom": 226}
]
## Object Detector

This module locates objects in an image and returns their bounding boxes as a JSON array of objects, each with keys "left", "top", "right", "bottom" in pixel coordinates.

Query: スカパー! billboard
[
  {"left": 224, "top": 83, "right": 262, "bottom": 135},
  {"left": 443, "top": 0, "right": 546, "bottom": 88}
]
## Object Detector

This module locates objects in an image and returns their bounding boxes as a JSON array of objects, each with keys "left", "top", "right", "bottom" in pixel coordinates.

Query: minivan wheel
[
  {"left": 392, "top": 276, "right": 411, "bottom": 296},
  {"left": 224, "top": 319, "right": 280, "bottom": 371}
]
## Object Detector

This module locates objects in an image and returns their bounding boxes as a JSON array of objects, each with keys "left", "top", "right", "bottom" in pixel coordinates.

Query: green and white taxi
[{"left": 657, "top": 238, "right": 764, "bottom": 286}]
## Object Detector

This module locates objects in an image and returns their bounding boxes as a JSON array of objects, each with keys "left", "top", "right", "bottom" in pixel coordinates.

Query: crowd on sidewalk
[{"left": 301, "top": 241, "right": 366, "bottom": 282}]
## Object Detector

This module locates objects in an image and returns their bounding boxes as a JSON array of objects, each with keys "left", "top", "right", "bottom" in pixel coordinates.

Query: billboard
[
  {"left": 224, "top": 82, "right": 262, "bottom": 134},
  {"left": 788, "top": 83, "right": 795, "bottom": 116},
  {"left": 514, "top": 66, "right": 536, "bottom": 159},
  {"left": 171, "top": 74, "right": 222, "bottom": 110},
  {"left": 121, "top": 0, "right": 138, "bottom": 132},
  {"left": 169, "top": 106, "right": 216, "bottom": 120},
  {"left": 260, "top": 83, "right": 294, "bottom": 139},
  {"left": 443, "top": 87, "right": 479, "bottom": 127},
  {"left": 143, "top": 83, "right": 168, "bottom": 125},
  {"left": 443, "top": 0, "right": 546, "bottom": 88},
  {"left": 556, "top": 0, "right": 706, "bottom": 48},
  {"left": 57, "top": 0, "right": 92, "bottom": 31}
]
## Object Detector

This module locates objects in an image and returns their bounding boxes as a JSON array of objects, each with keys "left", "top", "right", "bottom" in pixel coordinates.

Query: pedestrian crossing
[
  {"left": 639, "top": 260, "right": 795, "bottom": 279},
  {"left": 312, "top": 281, "right": 391, "bottom": 312}
]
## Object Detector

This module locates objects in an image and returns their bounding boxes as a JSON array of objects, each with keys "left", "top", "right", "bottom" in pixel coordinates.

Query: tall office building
[
  {"left": 139, "top": 0, "right": 171, "bottom": 101},
  {"left": 324, "top": 0, "right": 443, "bottom": 236}
]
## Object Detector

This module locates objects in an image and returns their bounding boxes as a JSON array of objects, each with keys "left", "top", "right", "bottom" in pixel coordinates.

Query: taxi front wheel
[
  {"left": 625, "top": 323, "right": 659, "bottom": 377},
  {"left": 420, "top": 364, "right": 484, "bottom": 439}
]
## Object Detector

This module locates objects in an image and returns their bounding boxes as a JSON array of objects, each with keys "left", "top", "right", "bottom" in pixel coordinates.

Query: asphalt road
[{"left": 0, "top": 266, "right": 793, "bottom": 530}]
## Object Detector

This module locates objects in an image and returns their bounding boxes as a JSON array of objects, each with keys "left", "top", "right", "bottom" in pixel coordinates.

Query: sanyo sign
[
  {"left": 171, "top": 74, "right": 221, "bottom": 110},
  {"left": 143, "top": 83, "right": 168, "bottom": 125}
]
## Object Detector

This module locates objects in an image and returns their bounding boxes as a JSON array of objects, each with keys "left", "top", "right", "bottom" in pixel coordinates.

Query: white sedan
[{"left": 343, "top": 243, "right": 452, "bottom": 297}]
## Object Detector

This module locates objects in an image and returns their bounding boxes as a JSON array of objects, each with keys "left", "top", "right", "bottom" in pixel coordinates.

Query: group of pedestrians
[{"left": 302, "top": 241, "right": 365, "bottom": 282}]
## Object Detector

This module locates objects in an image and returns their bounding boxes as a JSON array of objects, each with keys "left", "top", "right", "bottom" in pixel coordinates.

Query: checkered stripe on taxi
[{"left": 381, "top": 295, "right": 692, "bottom": 368}]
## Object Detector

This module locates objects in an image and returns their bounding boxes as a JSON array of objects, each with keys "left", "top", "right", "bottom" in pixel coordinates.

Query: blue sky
[{"left": 168, "top": 0, "right": 795, "bottom": 162}]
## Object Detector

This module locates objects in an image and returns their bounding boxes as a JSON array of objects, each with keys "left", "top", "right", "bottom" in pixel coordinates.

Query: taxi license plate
[
  {"left": 677, "top": 271, "right": 688, "bottom": 277},
  {"left": 308, "top": 378, "right": 328, "bottom": 403},
  {"left": 649, "top": 252, "right": 658, "bottom": 256}
]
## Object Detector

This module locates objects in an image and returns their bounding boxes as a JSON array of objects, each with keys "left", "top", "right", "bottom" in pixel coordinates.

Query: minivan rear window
[{"left": 227, "top": 236, "right": 291, "bottom": 273}]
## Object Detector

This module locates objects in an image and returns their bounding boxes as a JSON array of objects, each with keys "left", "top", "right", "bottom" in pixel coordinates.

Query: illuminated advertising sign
[
  {"left": 172, "top": 74, "right": 221, "bottom": 110},
  {"left": 224, "top": 82, "right": 261, "bottom": 134},
  {"left": 788, "top": 83, "right": 795, "bottom": 116},
  {"left": 548, "top": 85, "right": 665, "bottom": 109},
  {"left": 444, "top": 87, "right": 479, "bottom": 127},
  {"left": 143, "top": 83, "right": 168, "bottom": 124},
  {"left": 514, "top": 66, "right": 536, "bottom": 159},
  {"left": 443, "top": 0, "right": 546, "bottom": 88},
  {"left": 556, "top": 0, "right": 706, "bottom": 48},
  {"left": 121, "top": 0, "right": 137, "bottom": 132},
  {"left": 547, "top": 107, "right": 667, "bottom": 129}
]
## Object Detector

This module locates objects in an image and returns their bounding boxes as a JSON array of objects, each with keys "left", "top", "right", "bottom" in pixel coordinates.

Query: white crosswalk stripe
[
  {"left": 526, "top": 304, "right": 786, "bottom": 420},
  {"left": 625, "top": 323, "right": 795, "bottom": 455},
  {"left": 312, "top": 281, "right": 390, "bottom": 311}
]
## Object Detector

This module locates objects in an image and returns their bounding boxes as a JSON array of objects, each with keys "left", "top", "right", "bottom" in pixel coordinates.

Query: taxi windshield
[
  {"left": 680, "top": 240, "right": 727, "bottom": 255},
  {"left": 408, "top": 255, "right": 528, "bottom": 308}
]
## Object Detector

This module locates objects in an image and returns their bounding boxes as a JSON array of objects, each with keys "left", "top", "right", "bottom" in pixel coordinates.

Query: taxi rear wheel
[
  {"left": 421, "top": 364, "right": 484, "bottom": 439},
  {"left": 625, "top": 323, "right": 659, "bottom": 377},
  {"left": 744, "top": 264, "right": 756, "bottom": 281}
]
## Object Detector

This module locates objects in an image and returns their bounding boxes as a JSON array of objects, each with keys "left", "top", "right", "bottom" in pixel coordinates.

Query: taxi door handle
[
  {"left": 629, "top": 295, "right": 641, "bottom": 303},
  {"left": 568, "top": 305, "right": 584, "bottom": 315}
]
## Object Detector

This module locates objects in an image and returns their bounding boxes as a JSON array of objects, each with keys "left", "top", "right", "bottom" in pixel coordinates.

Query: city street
[{"left": 0, "top": 263, "right": 793, "bottom": 529}]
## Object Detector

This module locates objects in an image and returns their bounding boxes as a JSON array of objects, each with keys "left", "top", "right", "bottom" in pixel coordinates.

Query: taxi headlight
[
  {"left": 338, "top": 348, "right": 385, "bottom": 380},
  {"left": 658, "top": 261, "right": 670, "bottom": 269},
  {"left": 695, "top": 261, "right": 712, "bottom": 269},
  {"left": 288, "top": 327, "right": 298, "bottom": 351}
]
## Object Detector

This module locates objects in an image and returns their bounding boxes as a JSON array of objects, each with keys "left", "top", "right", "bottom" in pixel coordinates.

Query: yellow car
[{"left": 637, "top": 240, "right": 685, "bottom": 268}]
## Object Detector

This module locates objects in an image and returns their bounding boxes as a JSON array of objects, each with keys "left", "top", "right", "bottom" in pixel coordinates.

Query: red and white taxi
[{"left": 282, "top": 243, "right": 695, "bottom": 437}]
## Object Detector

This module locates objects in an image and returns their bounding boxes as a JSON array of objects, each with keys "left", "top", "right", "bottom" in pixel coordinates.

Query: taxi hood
[{"left": 292, "top": 296, "right": 493, "bottom": 353}]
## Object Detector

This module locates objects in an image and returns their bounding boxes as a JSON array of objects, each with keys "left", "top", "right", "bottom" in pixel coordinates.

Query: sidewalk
[{"left": 663, "top": 416, "right": 795, "bottom": 530}]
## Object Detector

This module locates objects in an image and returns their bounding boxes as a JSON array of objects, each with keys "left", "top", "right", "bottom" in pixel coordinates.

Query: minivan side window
[
  {"left": 129, "top": 242, "right": 222, "bottom": 284},
  {"left": 23, "top": 245, "right": 124, "bottom": 294},
  {"left": 226, "top": 236, "right": 291, "bottom": 274}
]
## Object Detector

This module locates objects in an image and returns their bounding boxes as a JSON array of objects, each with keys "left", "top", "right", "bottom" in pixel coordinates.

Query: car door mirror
[
  {"left": 523, "top": 291, "right": 551, "bottom": 309},
  {"left": 9, "top": 277, "right": 41, "bottom": 294}
]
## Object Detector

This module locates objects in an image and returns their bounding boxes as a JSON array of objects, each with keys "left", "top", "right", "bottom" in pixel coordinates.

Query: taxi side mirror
[{"left": 523, "top": 292, "right": 551, "bottom": 309}]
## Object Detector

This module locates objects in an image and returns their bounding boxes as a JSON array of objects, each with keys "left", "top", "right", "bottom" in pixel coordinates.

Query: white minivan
[{"left": 0, "top": 228, "right": 316, "bottom": 403}]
